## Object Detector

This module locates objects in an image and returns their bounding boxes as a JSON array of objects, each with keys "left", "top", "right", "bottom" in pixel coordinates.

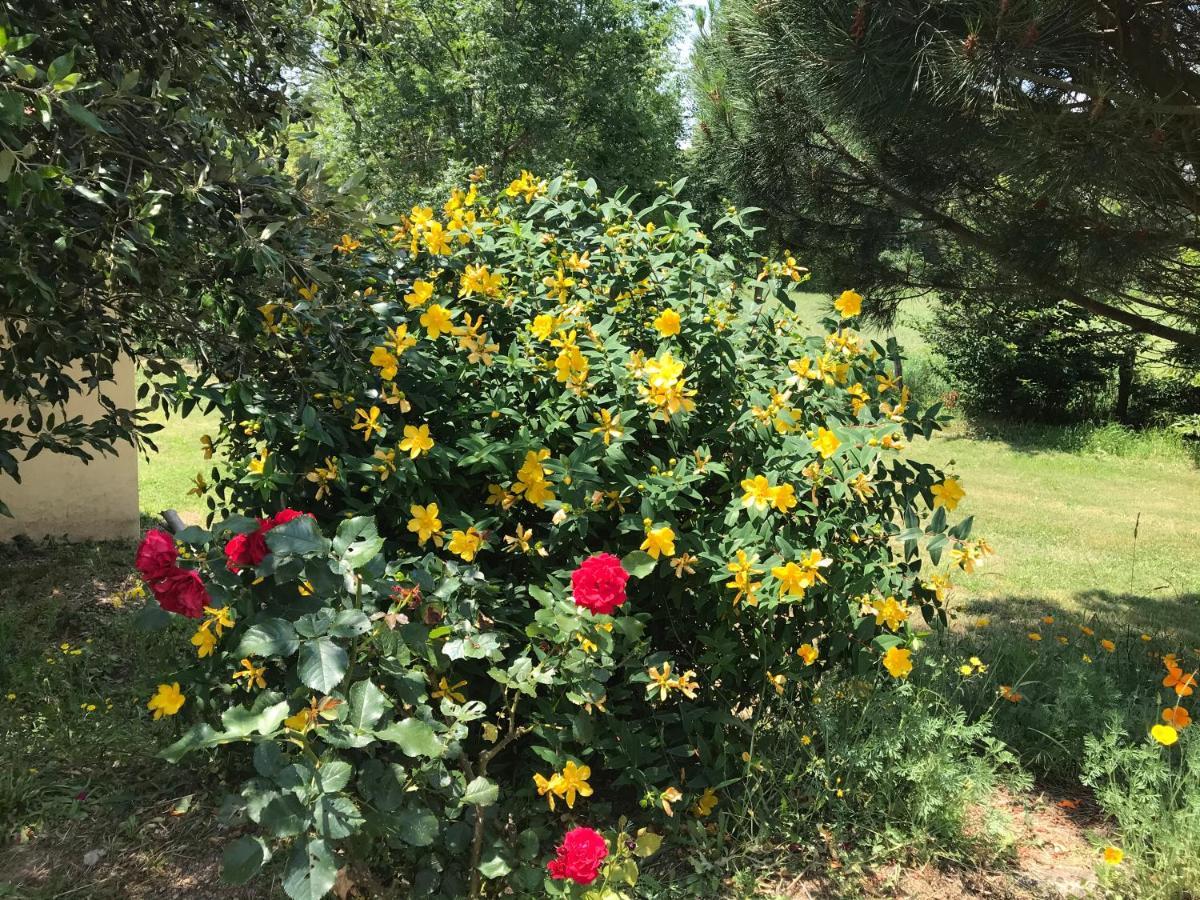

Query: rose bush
[{"left": 138, "top": 173, "right": 982, "bottom": 897}]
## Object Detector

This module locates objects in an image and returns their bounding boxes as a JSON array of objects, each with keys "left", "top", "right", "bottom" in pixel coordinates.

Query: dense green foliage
[
  {"left": 309, "top": 0, "right": 682, "bottom": 207},
  {"left": 690, "top": 0, "right": 1200, "bottom": 350}
]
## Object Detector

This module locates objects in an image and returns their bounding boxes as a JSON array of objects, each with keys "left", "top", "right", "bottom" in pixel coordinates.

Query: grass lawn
[{"left": 138, "top": 404, "right": 220, "bottom": 524}]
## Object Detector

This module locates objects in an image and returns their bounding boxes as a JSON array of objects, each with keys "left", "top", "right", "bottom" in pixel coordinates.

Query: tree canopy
[{"left": 691, "top": 0, "right": 1200, "bottom": 348}]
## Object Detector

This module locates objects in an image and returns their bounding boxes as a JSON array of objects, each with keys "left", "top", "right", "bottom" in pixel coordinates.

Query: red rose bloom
[
  {"left": 547, "top": 826, "right": 608, "bottom": 885},
  {"left": 151, "top": 568, "right": 209, "bottom": 618},
  {"left": 135, "top": 529, "right": 178, "bottom": 582},
  {"left": 571, "top": 553, "right": 629, "bottom": 615},
  {"left": 224, "top": 509, "right": 310, "bottom": 572}
]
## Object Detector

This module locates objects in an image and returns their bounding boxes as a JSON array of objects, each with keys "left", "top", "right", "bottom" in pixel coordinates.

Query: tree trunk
[{"left": 1115, "top": 347, "right": 1136, "bottom": 424}]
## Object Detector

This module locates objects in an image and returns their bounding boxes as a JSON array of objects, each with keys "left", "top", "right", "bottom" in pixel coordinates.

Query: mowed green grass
[{"left": 138, "top": 404, "right": 219, "bottom": 523}]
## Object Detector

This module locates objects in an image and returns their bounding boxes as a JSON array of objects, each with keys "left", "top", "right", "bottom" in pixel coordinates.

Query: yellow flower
[
  {"left": 306, "top": 456, "right": 340, "bottom": 499},
  {"left": 647, "top": 662, "right": 674, "bottom": 701},
  {"left": 543, "top": 267, "right": 576, "bottom": 301},
  {"left": 199, "top": 434, "right": 214, "bottom": 459},
  {"left": 1102, "top": 846, "right": 1123, "bottom": 866},
  {"left": 1042, "top": 615, "right": 1055, "bottom": 625},
  {"left": 772, "top": 550, "right": 829, "bottom": 598},
  {"left": 766, "top": 671, "right": 787, "bottom": 696},
  {"left": 812, "top": 427, "right": 840, "bottom": 459},
  {"left": 459, "top": 263, "right": 502, "bottom": 299},
  {"left": 513, "top": 449, "right": 556, "bottom": 507},
  {"left": 1028, "top": 632, "right": 1042, "bottom": 642},
  {"left": 407, "top": 503, "right": 443, "bottom": 546},
  {"left": 448, "top": 526, "right": 484, "bottom": 562},
  {"left": 370, "top": 346, "right": 399, "bottom": 380},
  {"left": 283, "top": 710, "right": 311, "bottom": 734},
  {"left": 505, "top": 170, "right": 547, "bottom": 203},
  {"left": 740, "top": 474, "right": 774, "bottom": 511},
  {"left": 693, "top": 787, "right": 718, "bottom": 817},
  {"left": 882, "top": 646, "right": 913, "bottom": 679},
  {"left": 930, "top": 478, "right": 965, "bottom": 511},
  {"left": 725, "top": 550, "right": 762, "bottom": 608},
  {"left": 591, "top": 409, "right": 624, "bottom": 446},
  {"left": 659, "top": 786, "right": 683, "bottom": 816},
  {"left": 672, "top": 669, "right": 700, "bottom": 698},
  {"left": 872, "top": 596, "right": 908, "bottom": 632},
  {"left": 420, "top": 303, "right": 455, "bottom": 339},
  {"left": 533, "top": 772, "right": 564, "bottom": 811},
  {"left": 147, "top": 682, "right": 186, "bottom": 719},
  {"left": 1100, "top": 639, "right": 1116, "bottom": 653},
  {"left": 528, "top": 313, "right": 558, "bottom": 340},
  {"left": 959, "top": 664, "right": 974, "bottom": 676},
  {"left": 834, "top": 289, "right": 863, "bottom": 317},
  {"left": 797, "top": 643, "right": 819, "bottom": 666},
  {"left": 333, "top": 233, "right": 361, "bottom": 253},
  {"left": 352, "top": 406, "right": 383, "bottom": 441},
  {"left": 399, "top": 424, "right": 435, "bottom": 459},
  {"left": 770, "top": 482, "right": 798, "bottom": 513},
  {"left": 232, "top": 658, "right": 267, "bottom": 690},
  {"left": 652, "top": 308, "right": 681, "bottom": 337},
  {"left": 187, "top": 472, "right": 208, "bottom": 497},
  {"left": 641, "top": 524, "right": 676, "bottom": 559},
  {"left": 190, "top": 623, "right": 218, "bottom": 658},
  {"left": 431, "top": 677, "right": 468, "bottom": 704},
  {"left": 247, "top": 448, "right": 269, "bottom": 476},
  {"left": 405, "top": 279, "right": 434, "bottom": 309},
  {"left": 557, "top": 761, "right": 593, "bottom": 808},
  {"left": 1151, "top": 724, "right": 1179, "bottom": 746},
  {"left": 423, "top": 221, "right": 452, "bottom": 255}
]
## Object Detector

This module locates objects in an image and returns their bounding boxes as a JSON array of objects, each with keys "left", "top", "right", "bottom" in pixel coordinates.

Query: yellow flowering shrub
[{"left": 147, "top": 174, "right": 977, "bottom": 897}]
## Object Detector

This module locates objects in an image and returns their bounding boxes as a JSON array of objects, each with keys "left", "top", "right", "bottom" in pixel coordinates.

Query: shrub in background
[{"left": 139, "top": 174, "right": 980, "bottom": 897}]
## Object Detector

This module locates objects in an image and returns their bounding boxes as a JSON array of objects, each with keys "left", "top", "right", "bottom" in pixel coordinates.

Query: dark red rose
[
  {"left": 151, "top": 568, "right": 208, "bottom": 618},
  {"left": 571, "top": 553, "right": 629, "bottom": 615},
  {"left": 225, "top": 509, "right": 312, "bottom": 572},
  {"left": 135, "top": 529, "right": 178, "bottom": 582},
  {"left": 224, "top": 522, "right": 269, "bottom": 572},
  {"left": 547, "top": 826, "right": 608, "bottom": 885}
]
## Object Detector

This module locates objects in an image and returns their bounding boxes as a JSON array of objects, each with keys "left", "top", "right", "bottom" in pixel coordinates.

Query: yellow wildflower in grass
[
  {"left": 431, "top": 677, "right": 468, "bottom": 704},
  {"left": 725, "top": 549, "right": 762, "bottom": 608},
  {"left": 556, "top": 761, "right": 593, "bottom": 808},
  {"left": 459, "top": 263, "right": 502, "bottom": 299},
  {"left": 533, "top": 772, "right": 564, "bottom": 811},
  {"left": 930, "top": 477, "right": 965, "bottom": 511},
  {"left": 407, "top": 503, "right": 443, "bottom": 546},
  {"left": 797, "top": 643, "right": 819, "bottom": 665},
  {"left": 882, "top": 646, "right": 913, "bottom": 679},
  {"left": 147, "top": 682, "right": 186, "bottom": 719},
  {"left": 399, "top": 424, "right": 435, "bottom": 459},
  {"left": 640, "top": 523, "right": 676, "bottom": 559},
  {"left": 233, "top": 658, "right": 267, "bottom": 690},
  {"left": 659, "top": 786, "right": 683, "bottom": 816},
  {"left": 1151, "top": 724, "right": 1179, "bottom": 746},
  {"left": 652, "top": 308, "right": 681, "bottom": 337},
  {"left": 447, "top": 526, "right": 484, "bottom": 562},
  {"left": 1102, "top": 846, "right": 1124, "bottom": 866},
  {"left": 404, "top": 279, "right": 434, "bottom": 309},
  {"left": 370, "top": 346, "right": 399, "bottom": 380},
  {"left": 833, "top": 289, "right": 863, "bottom": 317},
  {"left": 1099, "top": 638, "right": 1116, "bottom": 652},
  {"left": 352, "top": 406, "right": 383, "bottom": 440},
  {"left": 812, "top": 427, "right": 841, "bottom": 459},
  {"left": 999, "top": 684, "right": 1023, "bottom": 703},
  {"left": 1029, "top": 632, "right": 1042, "bottom": 642},
  {"left": 1042, "top": 615, "right": 1055, "bottom": 625},
  {"left": 693, "top": 787, "right": 718, "bottom": 817},
  {"left": 420, "top": 304, "right": 455, "bottom": 339},
  {"left": 959, "top": 664, "right": 974, "bottom": 676},
  {"left": 1162, "top": 706, "right": 1191, "bottom": 729}
]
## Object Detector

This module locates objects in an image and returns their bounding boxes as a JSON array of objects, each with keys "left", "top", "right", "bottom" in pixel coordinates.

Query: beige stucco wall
[{"left": 0, "top": 356, "right": 140, "bottom": 542}]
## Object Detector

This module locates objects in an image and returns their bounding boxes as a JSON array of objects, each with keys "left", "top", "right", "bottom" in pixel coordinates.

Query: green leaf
[
  {"left": 329, "top": 609, "right": 371, "bottom": 638},
  {"left": 313, "top": 794, "right": 363, "bottom": 839},
  {"left": 332, "top": 516, "right": 384, "bottom": 571},
  {"left": 159, "top": 724, "right": 220, "bottom": 763},
  {"left": 375, "top": 717, "right": 443, "bottom": 758},
  {"left": 461, "top": 776, "right": 499, "bottom": 807},
  {"left": 261, "top": 794, "right": 309, "bottom": 838},
  {"left": 634, "top": 830, "right": 662, "bottom": 857},
  {"left": 395, "top": 805, "right": 439, "bottom": 847},
  {"left": 133, "top": 603, "right": 172, "bottom": 631},
  {"left": 220, "top": 698, "right": 289, "bottom": 739},
  {"left": 46, "top": 50, "right": 74, "bottom": 83},
  {"left": 345, "top": 679, "right": 388, "bottom": 731},
  {"left": 621, "top": 550, "right": 657, "bottom": 578},
  {"left": 63, "top": 102, "right": 108, "bottom": 133},
  {"left": 266, "top": 515, "right": 330, "bottom": 561},
  {"left": 237, "top": 619, "right": 299, "bottom": 657},
  {"left": 282, "top": 837, "right": 337, "bottom": 900},
  {"left": 298, "top": 638, "right": 348, "bottom": 694},
  {"left": 477, "top": 853, "right": 512, "bottom": 880},
  {"left": 316, "top": 760, "right": 353, "bottom": 793},
  {"left": 222, "top": 836, "right": 270, "bottom": 885}
]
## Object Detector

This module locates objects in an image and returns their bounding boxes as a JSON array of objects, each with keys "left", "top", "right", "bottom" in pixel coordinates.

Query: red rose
[
  {"left": 135, "top": 529, "right": 178, "bottom": 582},
  {"left": 571, "top": 553, "right": 629, "bottom": 615},
  {"left": 151, "top": 568, "right": 209, "bottom": 619},
  {"left": 225, "top": 509, "right": 312, "bottom": 572},
  {"left": 547, "top": 826, "right": 608, "bottom": 885}
]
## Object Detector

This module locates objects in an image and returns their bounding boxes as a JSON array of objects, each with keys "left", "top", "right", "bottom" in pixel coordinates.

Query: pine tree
[{"left": 691, "top": 0, "right": 1200, "bottom": 348}]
